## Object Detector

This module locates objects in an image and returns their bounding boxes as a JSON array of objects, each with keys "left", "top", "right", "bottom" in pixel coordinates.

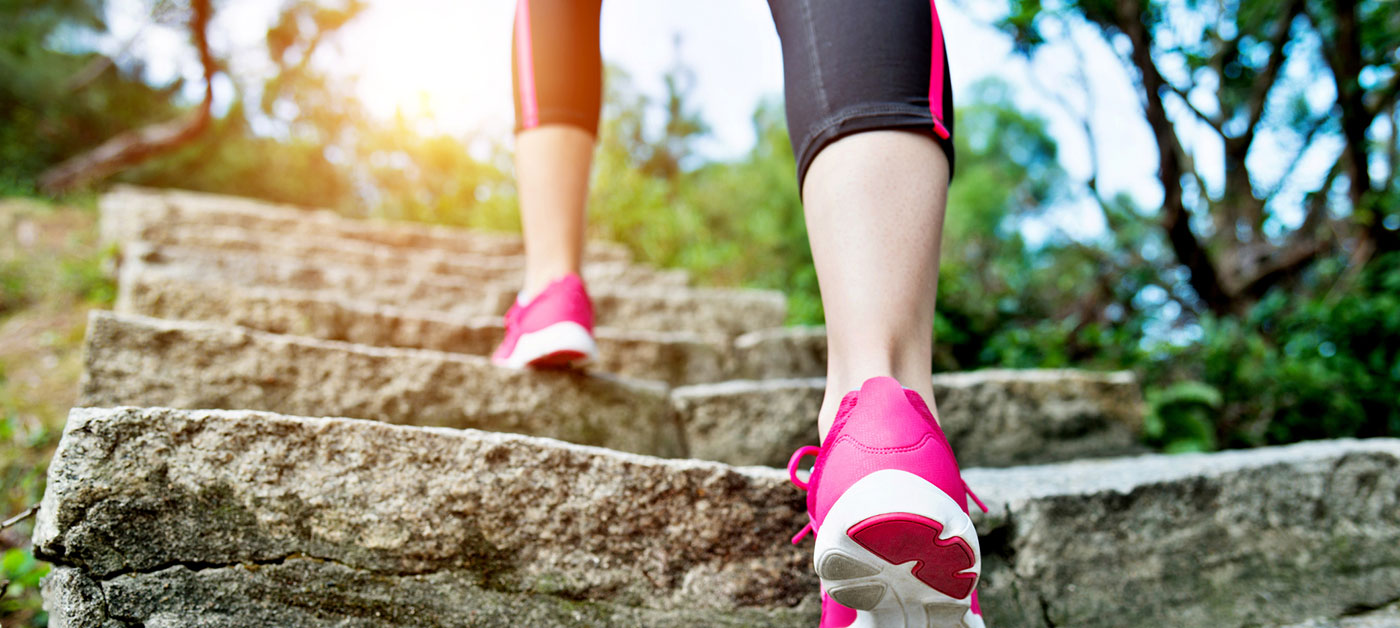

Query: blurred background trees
[{"left": 2, "top": 0, "right": 1396, "bottom": 454}]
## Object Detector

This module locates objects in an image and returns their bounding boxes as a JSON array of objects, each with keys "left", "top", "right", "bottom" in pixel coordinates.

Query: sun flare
[{"left": 341, "top": 0, "right": 516, "bottom": 136}]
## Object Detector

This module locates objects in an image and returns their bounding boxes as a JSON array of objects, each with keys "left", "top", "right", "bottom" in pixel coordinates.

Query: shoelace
[{"left": 786, "top": 445, "right": 989, "bottom": 544}]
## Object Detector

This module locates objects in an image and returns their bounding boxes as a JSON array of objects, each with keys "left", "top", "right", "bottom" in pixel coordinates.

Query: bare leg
[
  {"left": 803, "top": 130, "right": 950, "bottom": 440},
  {"left": 515, "top": 125, "right": 594, "bottom": 300}
]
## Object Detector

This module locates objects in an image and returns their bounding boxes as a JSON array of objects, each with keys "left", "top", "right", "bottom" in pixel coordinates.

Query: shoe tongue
[
  {"left": 517, "top": 274, "right": 582, "bottom": 307},
  {"left": 857, "top": 376, "right": 906, "bottom": 409},
  {"left": 824, "top": 377, "right": 906, "bottom": 446}
]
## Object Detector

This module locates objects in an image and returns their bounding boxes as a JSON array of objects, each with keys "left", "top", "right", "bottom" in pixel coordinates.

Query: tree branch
[
  {"left": 1234, "top": 0, "right": 1304, "bottom": 152},
  {"left": 1314, "top": 0, "right": 1372, "bottom": 207},
  {"left": 1237, "top": 237, "right": 1330, "bottom": 300},
  {"left": 1114, "top": 0, "right": 1235, "bottom": 315},
  {"left": 1261, "top": 113, "right": 1334, "bottom": 200},
  {"left": 1165, "top": 80, "right": 1225, "bottom": 135},
  {"left": 39, "top": 0, "right": 216, "bottom": 194},
  {"left": 1366, "top": 61, "right": 1400, "bottom": 120}
]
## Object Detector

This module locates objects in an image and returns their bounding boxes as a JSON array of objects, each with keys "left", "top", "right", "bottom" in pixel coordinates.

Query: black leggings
[{"left": 512, "top": 0, "right": 956, "bottom": 189}]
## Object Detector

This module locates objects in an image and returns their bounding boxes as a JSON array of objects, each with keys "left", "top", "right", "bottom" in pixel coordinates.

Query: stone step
[
  {"left": 125, "top": 242, "right": 788, "bottom": 337},
  {"left": 126, "top": 223, "right": 689, "bottom": 288},
  {"left": 671, "top": 370, "right": 1146, "bottom": 468},
  {"left": 81, "top": 311, "right": 1146, "bottom": 468},
  {"left": 730, "top": 325, "right": 828, "bottom": 380},
  {"left": 116, "top": 273, "right": 726, "bottom": 386},
  {"left": 37, "top": 407, "right": 816, "bottom": 627},
  {"left": 101, "top": 184, "right": 633, "bottom": 262},
  {"left": 37, "top": 406, "right": 1400, "bottom": 627},
  {"left": 79, "top": 311, "right": 682, "bottom": 458},
  {"left": 114, "top": 270, "right": 816, "bottom": 386}
]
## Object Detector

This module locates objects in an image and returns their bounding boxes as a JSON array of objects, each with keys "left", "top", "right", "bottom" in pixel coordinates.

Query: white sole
[
  {"left": 814, "top": 469, "right": 982, "bottom": 628},
  {"left": 494, "top": 321, "right": 597, "bottom": 369}
]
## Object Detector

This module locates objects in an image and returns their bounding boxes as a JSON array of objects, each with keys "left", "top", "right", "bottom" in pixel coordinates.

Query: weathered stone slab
[
  {"left": 973, "top": 439, "right": 1400, "bottom": 628},
  {"left": 77, "top": 311, "right": 681, "bottom": 457},
  {"left": 36, "top": 408, "right": 1400, "bottom": 627},
  {"left": 672, "top": 370, "right": 1147, "bottom": 468},
  {"left": 43, "top": 563, "right": 820, "bottom": 628},
  {"left": 36, "top": 407, "right": 817, "bottom": 625},
  {"left": 731, "top": 326, "right": 827, "bottom": 380},
  {"left": 126, "top": 243, "right": 786, "bottom": 336},
  {"left": 116, "top": 272, "right": 731, "bottom": 386},
  {"left": 100, "top": 185, "right": 632, "bottom": 262},
  {"left": 116, "top": 268, "right": 848, "bottom": 387},
  {"left": 130, "top": 223, "right": 688, "bottom": 288}
]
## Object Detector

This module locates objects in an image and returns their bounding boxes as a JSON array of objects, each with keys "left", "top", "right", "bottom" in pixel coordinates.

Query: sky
[{"left": 97, "top": 0, "right": 1345, "bottom": 244}]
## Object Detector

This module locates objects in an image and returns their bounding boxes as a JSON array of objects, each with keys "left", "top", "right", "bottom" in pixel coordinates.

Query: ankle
[
  {"left": 818, "top": 368, "right": 939, "bottom": 441},
  {"left": 521, "top": 268, "right": 580, "bottom": 303}
]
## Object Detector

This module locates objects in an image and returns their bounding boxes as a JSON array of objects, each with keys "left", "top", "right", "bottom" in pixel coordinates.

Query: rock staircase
[{"left": 35, "top": 186, "right": 1400, "bottom": 627}]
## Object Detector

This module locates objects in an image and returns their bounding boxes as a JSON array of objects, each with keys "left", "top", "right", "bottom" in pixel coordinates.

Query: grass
[{"left": 0, "top": 196, "right": 113, "bottom": 628}]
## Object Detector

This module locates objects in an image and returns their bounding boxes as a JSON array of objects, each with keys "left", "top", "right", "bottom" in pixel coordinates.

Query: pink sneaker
[
  {"left": 491, "top": 274, "right": 597, "bottom": 369},
  {"left": 789, "top": 377, "right": 988, "bottom": 628},
  {"left": 819, "top": 591, "right": 858, "bottom": 627}
]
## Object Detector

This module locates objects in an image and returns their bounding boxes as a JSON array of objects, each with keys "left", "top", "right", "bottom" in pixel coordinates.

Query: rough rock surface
[
  {"left": 81, "top": 311, "right": 1148, "bottom": 466},
  {"left": 730, "top": 326, "right": 828, "bottom": 380},
  {"left": 128, "top": 223, "right": 688, "bottom": 288},
  {"left": 78, "top": 311, "right": 681, "bottom": 457},
  {"left": 37, "top": 407, "right": 818, "bottom": 625},
  {"left": 124, "top": 242, "right": 786, "bottom": 336},
  {"left": 116, "top": 271, "right": 732, "bottom": 385},
  {"left": 672, "top": 370, "right": 1146, "bottom": 467},
  {"left": 932, "top": 368, "right": 1146, "bottom": 466},
  {"left": 43, "top": 564, "right": 821, "bottom": 628},
  {"left": 100, "top": 185, "right": 632, "bottom": 262},
  {"left": 37, "top": 407, "right": 1400, "bottom": 628},
  {"left": 972, "top": 439, "right": 1400, "bottom": 628}
]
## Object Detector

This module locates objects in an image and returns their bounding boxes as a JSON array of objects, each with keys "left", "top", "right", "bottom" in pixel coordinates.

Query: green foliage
[
  {"left": 59, "top": 242, "right": 118, "bottom": 306},
  {"left": 1145, "top": 381, "right": 1222, "bottom": 453},
  {"left": 1, "top": 547, "right": 49, "bottom": 596},
  {"left": 589, "top": 67, "right": 813, "bottom": 321},
  {"left": 1190, "top": 253, "right": 1400, "bottom": 446},
  {"left": 0, "top": 546, "right": 49, "bottom": 621},
  {"left": 0, "top": 260, "right": 33, "bottom": 316},
  {"left": 0, "top": 0, "right": 182, "bottom": 192}
]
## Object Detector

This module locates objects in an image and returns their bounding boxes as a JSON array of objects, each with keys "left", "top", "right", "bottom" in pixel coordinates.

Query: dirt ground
[{"left": 0, "top": 197, "right": 111, "bottom": 627}]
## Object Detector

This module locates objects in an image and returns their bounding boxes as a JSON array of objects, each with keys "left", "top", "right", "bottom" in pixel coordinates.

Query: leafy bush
[
  {"left": 1144, "top": 381, "right": 1221, "bottom": 453},
  {"left": 1146, "top": 253, "right": 1400, "bottom": 449}
]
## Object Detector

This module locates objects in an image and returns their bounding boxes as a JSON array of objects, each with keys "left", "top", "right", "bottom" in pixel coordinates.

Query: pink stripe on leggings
[
  {"left": 928, "top": 0, "right": 950, "bottom": 140},
  {"left": 515, "top": 0, "right": 540, "bottom": 129}
]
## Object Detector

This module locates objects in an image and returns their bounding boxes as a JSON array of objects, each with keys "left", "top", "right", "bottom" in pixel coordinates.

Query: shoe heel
[
  {"left": 814, "top": 469, "right": 980, "bottom": 626},
  {"left": 501, "top": 321, "right": 597, "bottom": 369}
]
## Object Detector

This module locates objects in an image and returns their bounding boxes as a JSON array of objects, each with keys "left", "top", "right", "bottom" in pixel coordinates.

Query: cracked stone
[
  {"left": 37, "top": 407, "right": 1400, "bottom": 627},
  {"left": 77, "top": 311, "right": 682, "bottom": 457}
]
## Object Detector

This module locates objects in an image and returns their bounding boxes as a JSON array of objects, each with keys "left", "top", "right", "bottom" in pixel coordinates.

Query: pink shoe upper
[
  {"left": 789, "top": 377, "right": 988, "bottom": 624},
  {"left": 491, "top": 273, "right": 594, "bottom": 363},
  {"left": 789, "top": 377, "right": 980, "bottom": 537}
]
